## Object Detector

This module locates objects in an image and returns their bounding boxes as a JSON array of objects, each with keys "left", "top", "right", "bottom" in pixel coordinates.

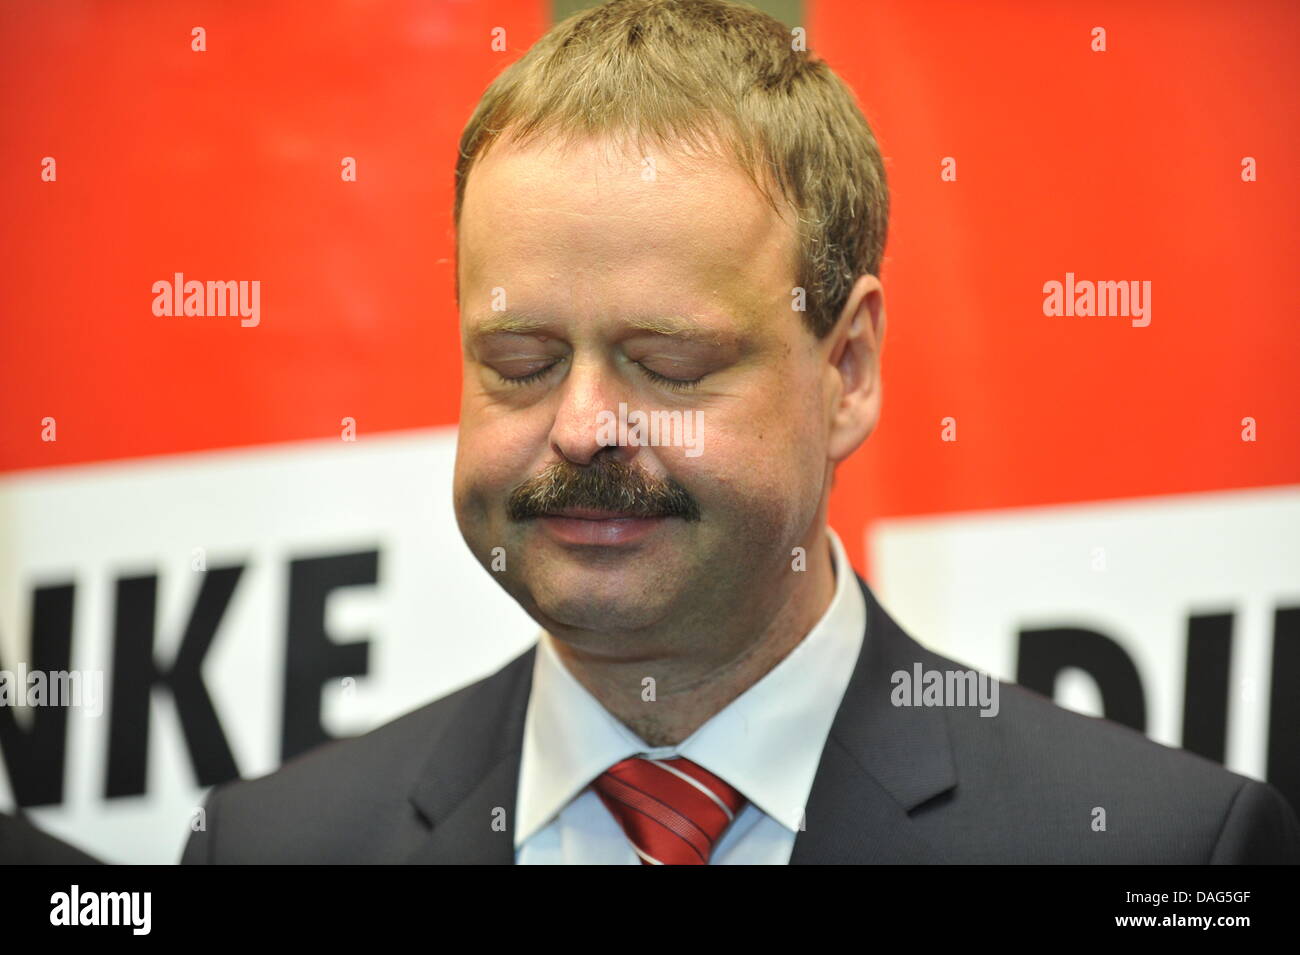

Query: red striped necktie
[{"left": 592, "top": 755, "right": 747, "bottom": 865}]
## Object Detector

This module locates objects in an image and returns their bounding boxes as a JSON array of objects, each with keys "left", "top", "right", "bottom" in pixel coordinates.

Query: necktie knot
[{"left": 592, "top": 755, "right": 747, "bottom": 865}]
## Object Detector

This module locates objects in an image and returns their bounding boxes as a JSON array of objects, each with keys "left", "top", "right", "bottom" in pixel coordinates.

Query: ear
[{"left": 825, "top": 274, "right": 886, "bottom": 463}]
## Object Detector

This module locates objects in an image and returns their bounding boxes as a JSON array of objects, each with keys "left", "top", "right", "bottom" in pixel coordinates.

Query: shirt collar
[{"left": 514, "top": 525, "right": 867, "bottom": 846}]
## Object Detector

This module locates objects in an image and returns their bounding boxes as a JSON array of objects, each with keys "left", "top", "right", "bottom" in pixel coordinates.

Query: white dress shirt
[{"left": 514, "top": 526, "right": 867, "bottom": 864}]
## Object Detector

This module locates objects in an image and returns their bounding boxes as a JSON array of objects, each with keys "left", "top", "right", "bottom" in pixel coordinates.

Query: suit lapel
[
  {"left": 403, "top": 645, "right": 536, "bottom": 863},
  {"left": 789, "top": 575, "right": 958, "bottom": 863}
]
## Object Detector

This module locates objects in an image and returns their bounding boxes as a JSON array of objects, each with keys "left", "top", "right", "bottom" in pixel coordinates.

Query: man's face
[{"left": 454, "top": 133, "right": 837, "bottom": 646}]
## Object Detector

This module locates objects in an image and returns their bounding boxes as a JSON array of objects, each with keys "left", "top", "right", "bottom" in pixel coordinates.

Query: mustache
[{"left": 506, "top": 457, "right": 701, "bottom": 522}]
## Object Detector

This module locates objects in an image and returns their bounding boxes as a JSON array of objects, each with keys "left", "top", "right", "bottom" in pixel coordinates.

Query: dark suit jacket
[
  {"left": 0, "top": 812, "right": 103, "bottom": 864},
  {"left": 182, "top": 575, "right": 1300, "bottom": 863}
]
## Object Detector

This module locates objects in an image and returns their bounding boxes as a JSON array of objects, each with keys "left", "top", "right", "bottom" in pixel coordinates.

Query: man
[{"left": 181, "top": 0, "right": 1299, "bottom": 864}]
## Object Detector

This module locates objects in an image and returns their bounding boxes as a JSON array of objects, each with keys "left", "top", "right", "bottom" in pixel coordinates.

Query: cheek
[
  {"left": 685, "top": 431, "right": 794, "bottom": 513},
  {"left": 456, "top": 436, "right": 527, "bottom": 510},
  {"left": 453, "top": 416, "right": 523, "bottom": 517},
  {"left": 693, "top": 380, "right": 826, "bottom": 514}
]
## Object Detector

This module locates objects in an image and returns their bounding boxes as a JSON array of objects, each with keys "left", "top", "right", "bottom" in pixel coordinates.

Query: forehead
[{"left": 457, "top": 133, "right": 798, "bottom": 331}]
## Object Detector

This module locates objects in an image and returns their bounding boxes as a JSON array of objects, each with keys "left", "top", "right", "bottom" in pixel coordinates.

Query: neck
[{"left": 549, "top": 530, "right": 838, "bottom": 747}]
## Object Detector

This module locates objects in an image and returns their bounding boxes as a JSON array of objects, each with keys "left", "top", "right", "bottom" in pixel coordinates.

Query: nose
[{"left": 547, "top": 355, "right": 636, "bottom": 467}]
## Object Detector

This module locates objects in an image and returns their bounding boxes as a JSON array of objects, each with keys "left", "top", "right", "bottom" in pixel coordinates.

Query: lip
[
  {"left": 545, "top": 508, "right": 648, "bottom": 520},
  {"left": 537, "top": 512, "right": 667, "bottom": 545}
]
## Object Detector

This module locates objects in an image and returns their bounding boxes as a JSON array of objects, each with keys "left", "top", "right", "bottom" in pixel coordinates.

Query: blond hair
[{"left": 454, "top": 0, "right": 889, "bottom": 339}]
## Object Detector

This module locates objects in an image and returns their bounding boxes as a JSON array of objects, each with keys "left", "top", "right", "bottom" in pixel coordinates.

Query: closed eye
[
  {"left": 638, "top": 364, "right": 703, "bottom": 391},
  {"left": 496, "top": 360, "right": 703, "bottom": 391},
  {"left": 497, "top": 363, "right": 558, "bottom": 387}
]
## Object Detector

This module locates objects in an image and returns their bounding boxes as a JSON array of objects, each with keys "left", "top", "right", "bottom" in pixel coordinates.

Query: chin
[{"left": 526, "top": 570, "right": 673, "bottom": 634}]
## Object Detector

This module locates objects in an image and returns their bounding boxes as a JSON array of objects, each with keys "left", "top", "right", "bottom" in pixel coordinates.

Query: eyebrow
[{"left": 467, "top": 311, "right": 731, "bottom": 345}]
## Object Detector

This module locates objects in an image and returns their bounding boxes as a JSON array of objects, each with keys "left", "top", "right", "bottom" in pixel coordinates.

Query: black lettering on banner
[
  {"left": 0, "top": 584, "right": 75, "bottom": 806},
  {"left": 106, "top": 568, "right": 242, "bottom": 798},
  {"left": 281, "top": 551, "right": 377, "bottom": 762},
  {"left": 1267, "top": 607, "right": 1299, "bottom": 815},
  {"left": 1182, "top": 612, "right": 1233, "bottom": 763},
  {"left": 1016, "top": 626, "right": 1146, "bottom": 732}
]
